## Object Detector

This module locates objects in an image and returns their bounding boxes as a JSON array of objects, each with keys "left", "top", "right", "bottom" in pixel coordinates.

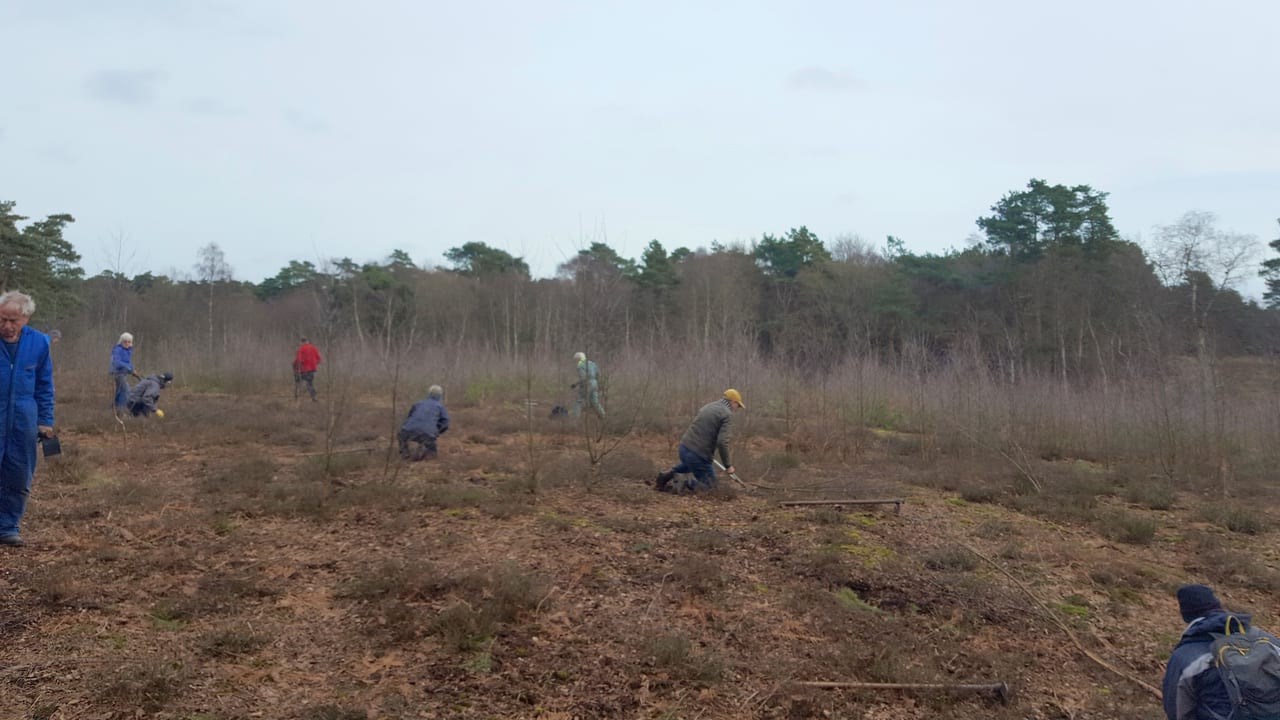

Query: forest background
[{"left": 4, "top": 178, "right": 1280, "bottom": 492}]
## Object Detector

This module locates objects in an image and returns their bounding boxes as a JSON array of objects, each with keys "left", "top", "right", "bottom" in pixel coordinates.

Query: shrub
[
  {"left": 199, "top": 628, "right": 269, "bottom": 658},
  {"left": 421, "top": 483, "right": 490, "bottom": 509},
  {"left": 973, "top": 519, "right": 1017, "bottom": 539},
  {"left": 431, "top": 561, "right": 550, "bottom": 652},
  {"left": 806, "top": 508, "right": 847, "bottom": 525},
  {"left": 681, "top": 529, "right": 732, "bottom": 554},
  {"left": 1195, "top": 547, "right": 1280, "bottom": 592},
  {"left": 1096, "top": 511, "right": 1157, "bottom": 545},
  {"left": 646, "top": 633, "right": 691, "bottom": 668},
  {"left": 334, "top": 559, "right": 447, "bottom": 601},
  {"left": 1200, "top": 502, "right": 1267, "bottom": 535},
  {"left": 202, "top": 455, "right": 277, "bottom": 497},
  {"left": 433, "top": 601, "right": 494, "bottom": 651},
  {"left": 793, "top": 547, "right": 847, "bottom": 583},
  {"left": 643, "top": 634, "right": 724, "bottom": 682},
  {"left": 833, "top": 587, "right": 880, "bottom": 613},
  {"left": 261, "top": 479, "right": 332, "bottom": 519},
  {"left": 959, "top": 483, "right": 1001, "bottom": 504},
  {"left": 94, "top": 658, "right": 186, "bottom": 713},
  {"left": 671, "top": 555, "right": 725, "bottom": 595},
  {"left": 1122, "top": 478, "right": 1176, "bottom": 510},
  {"left": 922, "top": 545, "right": 977, "bottom": 572},
  {"left": 476, "top": 561, "right": 550, "bottom": 621},
  {"left": 42, "top": 444, "right": 105, "bottom": 485},
  {"left": 25, "top": 565, "right": 86, "bottom": 608}
]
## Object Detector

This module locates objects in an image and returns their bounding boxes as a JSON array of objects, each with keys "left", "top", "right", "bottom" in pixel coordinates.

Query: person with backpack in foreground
[
  {"left": 127, "top": 372, "right": 173, "bottom": 417},
  {"left": 654, "top": 389, "right": 744, "bottom": 494},
  {"left": 398, "top": 385, "right": 450, "bottom": 460},
  {"left": 1162, "top": 583, "right": 1280, "bottom": 720}
]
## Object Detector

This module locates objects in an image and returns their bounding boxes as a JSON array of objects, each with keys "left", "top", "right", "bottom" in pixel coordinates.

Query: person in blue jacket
[
  {"left": 398, "top": 384, "right": 450, "bottom": 461},
  {"left": 109, "top": 332, "right": 139, "bottom": 410},
  {"left": 1162, "top": 583, "right": 1280, "bottom": 719},
  {"left": 0, "top": 291, "right": 55, "bottom": 548}
]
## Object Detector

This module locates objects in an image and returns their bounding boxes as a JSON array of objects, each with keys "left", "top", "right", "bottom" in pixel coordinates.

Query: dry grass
[
  {"left": 12, "top": 361, "right": 1280, "bottom": 719},
  {"left": 92, "top": 657, "right": 187, "bottom": 713}
]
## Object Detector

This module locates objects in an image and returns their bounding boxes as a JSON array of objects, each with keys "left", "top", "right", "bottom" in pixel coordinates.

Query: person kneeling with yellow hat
[{"left": 654, "top": 389, "right": 744, "bottom": 494}]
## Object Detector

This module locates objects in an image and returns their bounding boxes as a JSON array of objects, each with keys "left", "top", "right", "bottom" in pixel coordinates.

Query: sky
[{"left": 2, "top": 0, "right": 1278, "bottom": 294}]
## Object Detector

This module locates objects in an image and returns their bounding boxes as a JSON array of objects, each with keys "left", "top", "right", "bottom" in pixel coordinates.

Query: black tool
[{"left": 38, "top": 431, "right": 61, "bottom": 457}]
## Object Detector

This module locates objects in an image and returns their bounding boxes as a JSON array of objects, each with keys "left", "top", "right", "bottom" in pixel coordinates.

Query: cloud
[
  {"left": 285, "top": 108, "right": 328, "bottom": 134},
  {"left": 39, "top": 145, "right": 76, "bottom": 164},
  {"left": 85, "top": 69, "right": 166, "bottom": 105},
  {"left": 182, "top": 97, "right": 240, "bottom": 117},
  {"left": 786, "top": 67, "right": 863, "bottom": 93}
]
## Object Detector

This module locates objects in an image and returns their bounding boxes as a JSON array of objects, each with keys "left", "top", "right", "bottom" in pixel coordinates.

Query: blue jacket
[
  {"left": 1163, "top": 610, "right": 1279, "bottom": 719},
  {"left": 400, "top": 396, "right": 449, "bottom": 438},
  {"left": 1, "top": 326, "right": 55, "bottom": 482},
  {"left": 110, "top": 343, "right": 133, "bottom": 375}
]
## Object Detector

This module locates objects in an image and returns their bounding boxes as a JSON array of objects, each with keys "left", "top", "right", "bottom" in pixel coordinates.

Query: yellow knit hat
[{"left": 723, "top": 388, "right": 745, "bottom": 408}]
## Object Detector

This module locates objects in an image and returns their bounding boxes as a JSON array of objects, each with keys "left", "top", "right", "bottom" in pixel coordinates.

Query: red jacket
[{"left": 293, "top": 342, "right": 321, "bottom": 373}]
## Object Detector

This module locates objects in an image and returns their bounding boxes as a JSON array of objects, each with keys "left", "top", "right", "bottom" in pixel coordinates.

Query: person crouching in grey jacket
[
  {"left": 655, "top": 389, "right": 744, "bottom": 493},
  {"left": 127, "top": 372, "right": 172, "bottom": 417},
  {"left": 399, "top": 385, "right": 450, "bottom": 461}
]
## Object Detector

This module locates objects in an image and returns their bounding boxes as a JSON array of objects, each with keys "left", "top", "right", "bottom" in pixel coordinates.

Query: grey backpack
[{"left": 1210, "top": 616, "right": 1280, "bottom": 720}]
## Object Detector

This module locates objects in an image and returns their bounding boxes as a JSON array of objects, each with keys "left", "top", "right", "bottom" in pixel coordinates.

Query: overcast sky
[{"left": 3, "top": 1, "right": 1278, "bottom": 292}]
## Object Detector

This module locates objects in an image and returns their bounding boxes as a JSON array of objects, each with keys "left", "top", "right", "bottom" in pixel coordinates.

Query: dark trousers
[
  {"left": 294, "top": 371, "right": 317, "bottom": 400},
  {"left": 398, "top": 429, "right": 438, "bottom": 460},
  {"left": 670, "top": 443, "right": 716, "bottom": 491}
]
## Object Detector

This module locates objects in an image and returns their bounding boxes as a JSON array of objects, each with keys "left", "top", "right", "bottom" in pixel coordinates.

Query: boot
[{"left": 654, "top": 469, "right": 675, "bottom": 490}]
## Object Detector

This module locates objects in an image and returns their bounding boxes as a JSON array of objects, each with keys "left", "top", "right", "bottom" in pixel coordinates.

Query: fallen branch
[
  {"left": 795, "top": 680, "right": 1009, "bottom": 703},
  {"left": 779, "top": 498, "right": 903, "bottom": 514},
  {"left": 113, "top": 407, "right": 129, "bottom": 450},
  {"left": 959, "top": 541, "right": 1162, "bottom": 699},
  {"left": 297, "top": 447, "right": 375, "bottom": 458}
]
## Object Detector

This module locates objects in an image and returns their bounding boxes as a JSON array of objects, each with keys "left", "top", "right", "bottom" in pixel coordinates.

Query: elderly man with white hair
[
  {"left": 0, "top": 290, "right": 55, "bottom": 547},
  {"left": 398, "top": 384, "right": 450, "bottom": 461},
  {"left": 109, "top": 331, "right": 139, "bottom": 410}
]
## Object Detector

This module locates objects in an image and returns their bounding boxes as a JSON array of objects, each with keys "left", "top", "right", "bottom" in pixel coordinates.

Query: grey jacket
[
  {"left": 127, "top": 375, "right": 167, "bottom": 412},
  {"left": 681, "top": 399, "right": 734, "bottom": 467}
]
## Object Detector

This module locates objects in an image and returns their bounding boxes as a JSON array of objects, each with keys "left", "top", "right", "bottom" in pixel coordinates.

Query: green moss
[{"left": 834, "top": 587, "right": 880, "bottom": 613}]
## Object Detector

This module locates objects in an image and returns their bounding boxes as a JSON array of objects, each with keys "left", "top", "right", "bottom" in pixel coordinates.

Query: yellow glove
[{"left": 155, "top": 409, "right": 165, "bottom": 418}]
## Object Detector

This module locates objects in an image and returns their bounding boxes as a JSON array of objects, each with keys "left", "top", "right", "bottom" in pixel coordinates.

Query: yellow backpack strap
[{"left": 1226, "top": 615, "right": 1246, "bottom": 635}]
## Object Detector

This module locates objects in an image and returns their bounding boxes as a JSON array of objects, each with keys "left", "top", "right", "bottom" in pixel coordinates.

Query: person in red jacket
[{"left": 292, "top": 337, "right": 322, "bottom": 401}]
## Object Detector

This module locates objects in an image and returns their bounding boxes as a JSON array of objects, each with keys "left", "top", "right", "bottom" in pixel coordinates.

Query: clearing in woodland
[{"left": 3, "top": 374, "right": 1278, "bottom": 720}]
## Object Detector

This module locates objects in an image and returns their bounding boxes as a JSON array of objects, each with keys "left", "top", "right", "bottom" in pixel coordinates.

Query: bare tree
[
  {"left": 194, "top": 243, "right": 234, "bottom": 357},
  {"left": 92, "top": 229, "right": 139, "bottom": 331},
  {"left": 1149, "top": 211, "right": 1259, "bottom": 361},
  {"left": 1149, "top": 211, "right": 1260, "bottom": 495},
  {"left": 828, "top": 233, "right": 884, "bottom": 265}
]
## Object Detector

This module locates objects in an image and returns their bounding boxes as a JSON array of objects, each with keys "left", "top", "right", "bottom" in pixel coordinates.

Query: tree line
[{"left": 4, "top": 181, "right": 1279, "bottom": 386}]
